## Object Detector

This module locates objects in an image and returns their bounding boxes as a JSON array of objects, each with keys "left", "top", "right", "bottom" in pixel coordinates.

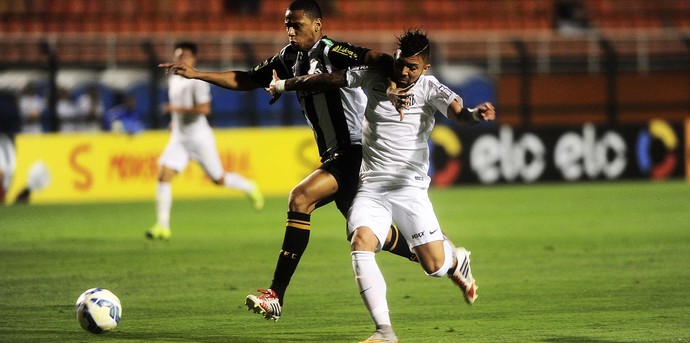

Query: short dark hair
[
  {"left": 396, "top": 29, "right": 430, "bottom": 61},
  {"left": 174, "top": 42, "right": 198, "bottom": 55},
  {"left": 288, "top": 0, "right": 322, "bottom": 20}
]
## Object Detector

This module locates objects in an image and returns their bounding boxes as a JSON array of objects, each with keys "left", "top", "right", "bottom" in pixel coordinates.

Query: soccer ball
[{"left": 75, "top": 288, "right": 122, "bottom": 334}]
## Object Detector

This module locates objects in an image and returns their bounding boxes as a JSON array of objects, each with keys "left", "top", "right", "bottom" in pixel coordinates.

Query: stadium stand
[{"left": 0, "top": 0, "right": 688, "bottom": 129}]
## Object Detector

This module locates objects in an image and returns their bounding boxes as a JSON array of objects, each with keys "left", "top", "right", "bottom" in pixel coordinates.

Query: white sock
[
  {"left": 156, "top": 182, "right": 172, "bottom": 228},
  {"left": 352, "top": 251, "right": 391, "bottom": 327},
  {"left": 222, "top": 172, "right": 254, "bottom": 193}
]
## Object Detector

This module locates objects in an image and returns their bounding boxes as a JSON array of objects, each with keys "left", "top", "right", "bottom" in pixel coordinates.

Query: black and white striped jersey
[{"left": 247, "top": 36, "right": 370, "bottom": 161}]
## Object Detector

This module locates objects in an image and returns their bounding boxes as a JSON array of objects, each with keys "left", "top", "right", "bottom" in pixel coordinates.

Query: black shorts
[{"left": 315, "top": 145, "right": 362, "bottom": 217}]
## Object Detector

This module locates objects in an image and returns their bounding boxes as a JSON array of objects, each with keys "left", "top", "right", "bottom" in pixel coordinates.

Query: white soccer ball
[{"left": 75, "top": 288, "right": 122, "bottom": 334}]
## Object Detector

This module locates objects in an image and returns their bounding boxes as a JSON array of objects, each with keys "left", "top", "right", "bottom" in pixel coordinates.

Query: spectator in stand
[
  {"left": 17, "top": 83, "right": 46, "bottom": 134},
  {"left": 76, "top": 85, "right": 105, "bottom": 131},
  {"left": 105, "top": 94, "right": 145, "bottom": 134},
  {"left": 56, "top": 87, "right": 81, "bottom": 132},
  {"left": 554, "top": 0, "right": 591, "bottom": 35}
]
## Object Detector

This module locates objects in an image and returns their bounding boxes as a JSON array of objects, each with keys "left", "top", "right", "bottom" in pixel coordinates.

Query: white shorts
[
  {"left": 0, "top": 134, "right": 16, "bottom": 190},
  {"left": 158, "top": 132, "right": 224, "bottom": 180},
  {"left": 347, "top": 184, "right": 444, "bottom": 251}
]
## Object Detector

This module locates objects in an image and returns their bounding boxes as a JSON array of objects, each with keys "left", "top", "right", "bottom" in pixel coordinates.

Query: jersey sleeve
[
  {"left": 247, "top": 46, "right": 296, "bottom": 88},
  {"left": 326, "top": 42, "right": 370, "bottom": 69},
  {"left": 193, "top": 79, "right": 212, "bottom": 105},
  {"left": 345, "top": 66, "right": 380, "bottom": 90},
  {"left": 426, "top": 76, "right": 463, "bottom": 117}
]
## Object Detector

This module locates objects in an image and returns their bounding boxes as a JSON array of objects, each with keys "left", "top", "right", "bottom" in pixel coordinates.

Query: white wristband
[
  {"left": 471, "top": 108, "right": 481, "bottom": 121},
  {"left": 274, "top": 80, "right": 286, "bottom": 94}
]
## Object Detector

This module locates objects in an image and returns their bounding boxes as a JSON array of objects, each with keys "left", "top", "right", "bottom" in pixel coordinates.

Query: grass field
[{"left": 1, "top": 181, "right": 689, "bottom": 343}]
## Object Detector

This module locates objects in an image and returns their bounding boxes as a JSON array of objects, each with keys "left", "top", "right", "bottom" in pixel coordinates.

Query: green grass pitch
[{"left": 1, "top": 181, "right": 689, "bottom": 342}]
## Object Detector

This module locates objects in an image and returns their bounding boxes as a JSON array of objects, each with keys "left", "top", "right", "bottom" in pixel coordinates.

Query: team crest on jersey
[{"left": 408, "top": 94, "right": 417, "bottom": 106}]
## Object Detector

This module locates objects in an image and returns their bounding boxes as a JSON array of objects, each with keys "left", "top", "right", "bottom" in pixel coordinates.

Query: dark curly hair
[{"left": 396, "top": 29, "right": 430, "bottom": 61}]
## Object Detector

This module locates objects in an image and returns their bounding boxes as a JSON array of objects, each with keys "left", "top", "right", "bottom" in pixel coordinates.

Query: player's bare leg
[
  {"left": 212, "top": 173, "right": 264, "bottom": 211},
  {"left": 246, "top": 169, "right": 335, "bottom": 321},
  {"left": 146, "top": 166, "right": 176, "bottom": 240}
]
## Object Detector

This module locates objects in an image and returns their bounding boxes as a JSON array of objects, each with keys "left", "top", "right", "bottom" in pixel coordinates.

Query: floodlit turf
[{"left": 1, "top": 181, "right": 689, "bottom": 343}]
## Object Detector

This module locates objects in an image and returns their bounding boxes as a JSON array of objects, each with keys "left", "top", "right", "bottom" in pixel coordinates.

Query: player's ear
[
  {"left": 422, "top": 63, "right": 431, "bottom": 73},
  {"left": 313, "top": 18, "right": 322, "bottom": 32}
]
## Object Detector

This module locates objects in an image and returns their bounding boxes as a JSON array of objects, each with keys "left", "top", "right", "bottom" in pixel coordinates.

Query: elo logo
[
  {"left": 636, "top": 119, "right": 677, "bottom": 180},
  {"left": 554, "top": 124, "right": 627, "bottom": 181},
  {"left": 470, "top": 126, "right": 546, "bottom": 183}
]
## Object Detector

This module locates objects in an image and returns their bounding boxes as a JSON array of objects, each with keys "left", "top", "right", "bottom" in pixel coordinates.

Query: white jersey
[
  {"left": 0, "top": 134, "right": 16, "bottom": 191},
  {"left": 159, "top": 75, "right": 223, "bottom": 179},
  {"left": 167, "top": 75, "right": 212, "bottom": 137},
  {"left": 345, "top": 67, "right": 462, "bottom": 189}
]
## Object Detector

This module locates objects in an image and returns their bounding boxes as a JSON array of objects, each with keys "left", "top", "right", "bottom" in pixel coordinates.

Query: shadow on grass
[
  {"left": 544, "top": 337, "right": 630, "bottom": 343},
  {"left": 111, "top": 330, "right": 355, "bottom": 343}
]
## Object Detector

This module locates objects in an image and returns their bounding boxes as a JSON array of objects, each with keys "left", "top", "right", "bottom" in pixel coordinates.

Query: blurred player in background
[
  {"left": 0, "top": 92, "right": 50, "bottom": 205},
  {"left": 269, "top": 29, "right": 495, "bottom": 342},
  {"left": 147, "top": 42, "right": 264, "bottom": 240},
  {"left": 159, "top": 0, "right": 417, "bottom": 321},
  {"left": 0, "top": 133, "right": 15, "bottom": 204}
]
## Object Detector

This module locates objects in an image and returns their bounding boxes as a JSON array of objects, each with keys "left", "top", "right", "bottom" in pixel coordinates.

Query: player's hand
[
  {"left": 158, "top": 62, "right": 196, "bottom": 78},
  {"left": 473, "top": 102, "right": 496, "bottom": 122},
  {"left": 386, "top": 78, "right": 413, "bottom": 121},
  {"left": 265, "top": 69, "right": 283, "bottom": 105}
]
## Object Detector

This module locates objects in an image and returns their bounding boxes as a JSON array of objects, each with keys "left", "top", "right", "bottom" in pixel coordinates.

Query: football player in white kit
[
  {"left": 269, "top": 29, "right": 495, "bottom": 343},
  {"left": 147, "top": 42, "right": 264, "bottom": 240},
  {"left": 0, "top": 133, "right": 15, "bottom": 204}
]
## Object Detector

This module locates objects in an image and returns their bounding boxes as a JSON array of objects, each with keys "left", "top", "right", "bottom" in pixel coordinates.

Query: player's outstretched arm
[
  {"left": 447, "top": 100, "right": 496, "bottom": 125},
  {"left": 158, "top": 62, "right": 260, "bottom": 91},
  {"left": 268, "top": 69, "right": 347, "bottom": 97}
]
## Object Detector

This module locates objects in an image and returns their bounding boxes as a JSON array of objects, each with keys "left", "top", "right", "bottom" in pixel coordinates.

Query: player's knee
[
  {"left": 350, "top": 228, "right": 378, "bottom": 252},
  {"left": 288, "top": 187, "right": 313, "bottom": 212},
  {"left": 158, "top": 167, "right": 176, "bottom": 182}
]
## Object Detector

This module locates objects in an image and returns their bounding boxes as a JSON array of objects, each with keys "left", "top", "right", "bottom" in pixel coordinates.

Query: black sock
[
  {"left": 270, "top": 211, "right": 311, "bottom": 304},
  {"left": 382, "top": 224, "right": 418, "bottom": 262}
]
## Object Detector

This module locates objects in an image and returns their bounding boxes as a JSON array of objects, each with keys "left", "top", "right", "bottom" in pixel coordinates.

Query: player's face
[
  {"left": 393, "top": 53, "right": 430, "bottom": 88},
  {"left": 174, "top": 48, "right": 196, "bottom": 66},
  {"left": 285, "top": 9, "right": 321, "bottom": 52}
]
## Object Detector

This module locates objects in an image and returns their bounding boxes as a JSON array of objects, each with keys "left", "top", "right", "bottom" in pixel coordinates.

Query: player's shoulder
[
  {"left": 278, "top": 44, "right": 298, "bottom": 59},
  {"left": 416, "top": 74, "right": 451, "bottom": 93},
  {"left": 322, "top": 36, "right": 367, "bottom": 60},
  {"left": 418, "top": 74, "right": 441, "bottom": 86}
]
